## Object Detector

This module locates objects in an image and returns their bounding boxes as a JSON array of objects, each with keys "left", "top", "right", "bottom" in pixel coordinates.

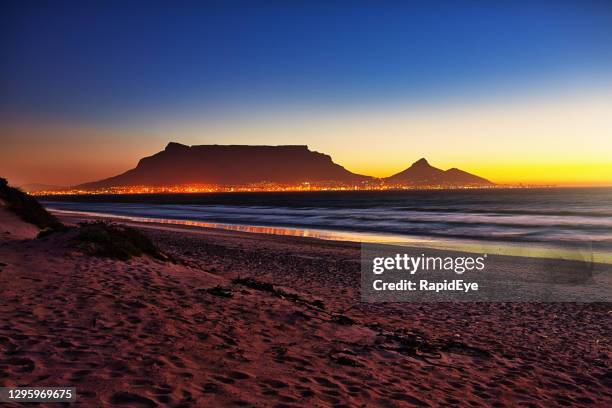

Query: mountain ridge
[
  {"left": 385, "top": 158, "right": 492, "bottom": 186},
  {"left": 76, "top": 142, "right": 493, "bottom": 189},
  {"left": 77, "top": 143, "right": 370, "bottom": 189}
]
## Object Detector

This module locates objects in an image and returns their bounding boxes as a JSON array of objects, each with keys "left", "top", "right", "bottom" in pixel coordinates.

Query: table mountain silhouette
[{"left": 76, "top": 143, "right": 371, "bottom": 189}]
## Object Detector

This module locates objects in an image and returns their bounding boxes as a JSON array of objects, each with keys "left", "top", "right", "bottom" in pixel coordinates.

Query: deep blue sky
[{"left": 2, "top": 1, "right": 612, "bottom": 124}]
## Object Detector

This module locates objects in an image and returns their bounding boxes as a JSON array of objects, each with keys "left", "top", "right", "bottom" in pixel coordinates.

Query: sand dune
[
  {"left": 0, "top": 215, "right": 610, "bottom": 407},
  {"left": 0, "top": 200, "right": 39, "bottom": 240}
]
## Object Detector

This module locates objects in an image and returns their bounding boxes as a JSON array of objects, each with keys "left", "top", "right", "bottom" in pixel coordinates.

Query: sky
[{"left": 1, "top": 1, "right": 612, "bottom": 186}]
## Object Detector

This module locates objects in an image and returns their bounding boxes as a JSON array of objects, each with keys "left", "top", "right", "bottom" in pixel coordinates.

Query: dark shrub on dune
[
  {"left": 1, "top": 178, "right": 171, "bottom": 262},
  {"left": 0, "top": 177, "right": 64, "bottom": 231},
  {"left": 73, "top": 221, "right": 171, "bottom": 262}
]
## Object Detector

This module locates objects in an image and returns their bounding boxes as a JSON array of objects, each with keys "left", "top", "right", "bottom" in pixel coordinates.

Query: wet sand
[{"left": 0, "top": 213, "right": 610, "bottom": 407}]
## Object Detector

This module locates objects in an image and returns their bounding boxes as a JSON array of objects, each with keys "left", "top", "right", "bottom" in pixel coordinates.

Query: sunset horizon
[
  {"left": 2, "top": 2, "right": 612, "bottom": 188},
  {"left": 3, "top": 84, "right": 612, "bottom": 188},
  {"left": 12, "top": 139, "right": 612, "bottom": 191}
]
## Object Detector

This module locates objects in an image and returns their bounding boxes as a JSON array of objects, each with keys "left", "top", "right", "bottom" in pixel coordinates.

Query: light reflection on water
[{"left": 49, "top": 208, "right": 612, "bottom": 264}]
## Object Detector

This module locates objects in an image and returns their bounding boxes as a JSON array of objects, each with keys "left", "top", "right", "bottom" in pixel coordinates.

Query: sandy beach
[
  {"left": 4, "top": 3, "right": 612, "bottom": 406},
  {"left": 0, "top": 212, "right": 610, "bottom": 407}
]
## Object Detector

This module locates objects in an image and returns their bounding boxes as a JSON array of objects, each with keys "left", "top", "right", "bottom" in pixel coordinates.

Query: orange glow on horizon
[
  {"left": 344, "top": 161, "right": 612, "bottom": 187},
  {"left": 2, "top": 87, "right": 612, "bottom": 188}
]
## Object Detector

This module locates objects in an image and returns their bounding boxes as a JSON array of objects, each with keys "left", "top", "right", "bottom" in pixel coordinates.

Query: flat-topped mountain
[
  {"left": 76, "top": 143, "right": 370, "bottom": 189},
  {"left": 385, "top": 158, "right": 492, "bottom": 186},
  {"left": 75, "top": 143, "right": 493, "bottom": 190}
]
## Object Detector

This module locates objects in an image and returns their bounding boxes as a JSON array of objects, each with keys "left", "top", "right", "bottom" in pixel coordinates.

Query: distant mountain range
[
  {"left": 76, "top": 142, "right": 493, "bottom": 189},
  {"left": 385, "top": 157, "right": 492, "bottom": 186}
]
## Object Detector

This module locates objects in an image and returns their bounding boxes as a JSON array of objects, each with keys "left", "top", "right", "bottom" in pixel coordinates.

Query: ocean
[{"left": 42, "top": 188, "right": 612, "bottom": 262}]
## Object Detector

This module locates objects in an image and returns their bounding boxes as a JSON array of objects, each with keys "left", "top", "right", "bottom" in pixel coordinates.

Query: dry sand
[
  {"left": 0, "top": 213, "right": 610, "bottom": 407},
  {"left": 0, "top": 200, "right": 39, "bottom": 240}
]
